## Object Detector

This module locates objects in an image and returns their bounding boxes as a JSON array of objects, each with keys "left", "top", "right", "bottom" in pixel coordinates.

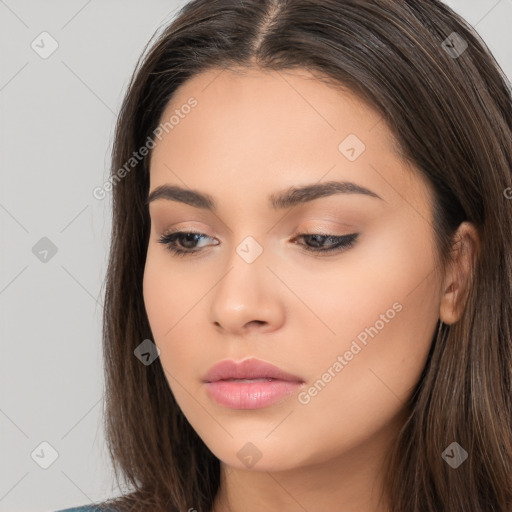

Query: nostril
[{"left": 248, "top": 320, "right": 265, "bottom": 327}]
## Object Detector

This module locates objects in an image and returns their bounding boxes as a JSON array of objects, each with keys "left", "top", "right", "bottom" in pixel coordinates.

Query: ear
[{"left": 439, "top": 221, "right": 480, "bottom": 325}]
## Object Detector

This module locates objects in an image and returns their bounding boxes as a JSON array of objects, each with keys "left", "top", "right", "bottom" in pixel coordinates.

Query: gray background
[{"left": 0, "top": 1, "right": 510, "bottom": 511}]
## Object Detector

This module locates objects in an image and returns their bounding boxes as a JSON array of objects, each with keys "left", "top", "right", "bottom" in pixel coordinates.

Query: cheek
[
  {"left": 143, "top": 253, "right": 174, "bottom": 340},
  {"left": 321, "top": 231, "right": 436, "bottom": 367},
  {"left": 276, "top": 221, "right": 437, "bottom": 350},
  {"left": 142, "top": 249, "right": 217, "bottom": 383},
  {"left": 142, "top": 251, "right": 198, "bottom": 346},
  {"left": 282, "top": 237, "right": 438, "bottom": 465},
  {"left": 291, "top": 220, "right": 439, "bottom": 398}
]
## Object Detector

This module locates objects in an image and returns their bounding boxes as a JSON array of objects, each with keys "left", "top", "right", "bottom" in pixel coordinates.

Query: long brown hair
[{"left": 96, "top": 1, "right": 512, "bottom": 510}]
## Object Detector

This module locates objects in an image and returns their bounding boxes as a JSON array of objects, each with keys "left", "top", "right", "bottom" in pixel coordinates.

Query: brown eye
[
  {"left": 293, "top": 233, "right": 359, "bottom": 254},
  {"left": 157, "top": 231, "right": 218, "bottom": 257}
]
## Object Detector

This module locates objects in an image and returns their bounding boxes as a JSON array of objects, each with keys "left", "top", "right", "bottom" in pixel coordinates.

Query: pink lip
[{"left": 202, "top": 358, "right": 304, "bottom": 409}]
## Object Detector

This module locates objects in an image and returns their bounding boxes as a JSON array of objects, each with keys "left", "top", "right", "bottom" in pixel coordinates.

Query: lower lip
[{"left": 205, "top": 379, "right": 303, "bottom": 409}]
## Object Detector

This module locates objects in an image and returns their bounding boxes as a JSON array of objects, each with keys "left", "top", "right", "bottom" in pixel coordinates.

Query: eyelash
[{"left": 157, "top": 230, "right": 358, "bottom": 257}]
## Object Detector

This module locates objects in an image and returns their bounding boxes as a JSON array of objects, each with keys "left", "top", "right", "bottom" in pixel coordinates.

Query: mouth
[
  {"left": 202, "top": 358, "right": 304, "bottom": 383},
  {"left": 202, "top": 358, "right": 304, "bottom": 410},
  {"left": 221, "top": 378, "right": 274, "bottom": 382}
]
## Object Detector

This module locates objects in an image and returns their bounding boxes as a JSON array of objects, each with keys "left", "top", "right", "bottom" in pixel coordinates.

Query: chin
[{"left": 201, "top": 431, "right": 325, "bottom": 473}]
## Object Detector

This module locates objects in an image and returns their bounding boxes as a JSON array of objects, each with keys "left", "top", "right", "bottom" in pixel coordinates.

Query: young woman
[{"left": 57, "top": 0, "right": 512, "bottom": 511}]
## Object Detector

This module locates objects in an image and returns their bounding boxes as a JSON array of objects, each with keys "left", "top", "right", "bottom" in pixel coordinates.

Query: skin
[{"left": 143, "top": 67, "right": 479, "bottom": 512}]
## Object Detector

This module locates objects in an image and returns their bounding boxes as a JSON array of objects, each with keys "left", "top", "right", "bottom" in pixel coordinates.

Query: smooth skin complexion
[{"left": 143, "top": 67, "right": 479, "bottom": 512}]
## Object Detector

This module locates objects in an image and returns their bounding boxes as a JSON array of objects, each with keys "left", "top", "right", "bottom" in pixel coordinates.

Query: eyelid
[
  {"left": 295, "top": 219, "right": 355, "bottom": 233},
  {"left": 159, "top": 220, "right": 355, "bottom": 239},
  {"left": 295, "top": 227, "right": 350, "bottom": 237},
  {"left": 158, "top": 222, "right": 217, "bottom": 238}
]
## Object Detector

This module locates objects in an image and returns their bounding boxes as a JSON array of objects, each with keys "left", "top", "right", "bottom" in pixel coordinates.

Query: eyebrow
[{"left": 146, "top": 180, "right": 384, "bottom": 211}]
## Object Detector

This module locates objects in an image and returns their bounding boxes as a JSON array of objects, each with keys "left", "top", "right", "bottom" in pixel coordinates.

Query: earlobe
[{"left": 439, "top": 222, "right": 480, "bottom": 325}]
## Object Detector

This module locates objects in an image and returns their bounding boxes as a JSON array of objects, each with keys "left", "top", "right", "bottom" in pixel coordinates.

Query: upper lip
[{"left": 202, "top": 358, "right": 304, "bottom": 383}]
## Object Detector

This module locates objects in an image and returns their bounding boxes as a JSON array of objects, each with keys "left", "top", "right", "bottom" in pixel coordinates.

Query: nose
[{"left": 209, "top": 250, "right": 286, "bottom": 336}]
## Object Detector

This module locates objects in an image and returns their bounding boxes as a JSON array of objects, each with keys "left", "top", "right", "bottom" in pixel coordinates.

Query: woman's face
[{"left": 143, "top": 67, "right": 443, "bottom": 472}]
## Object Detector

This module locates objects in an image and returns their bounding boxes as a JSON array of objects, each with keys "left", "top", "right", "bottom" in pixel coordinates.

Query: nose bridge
[
  {"left": 218, "top": 204, "right": 275, "bottom": 267},
  {"left": 234, "top": 233, "right": 266, "bottom": 265},
  {"left": 216, "top": 232, "right": 268, "bottom": 301},
  {"left": 209, "top": 230, "right": 285, "bottom": 333}
]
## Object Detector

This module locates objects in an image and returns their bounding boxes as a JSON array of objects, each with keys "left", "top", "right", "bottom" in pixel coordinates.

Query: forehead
[
  {"left": 154, "top": 66, "right": 385, "bottom": 152},
  {"left": 148, "top": 67, "right": 427, "bottom": 209}
]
